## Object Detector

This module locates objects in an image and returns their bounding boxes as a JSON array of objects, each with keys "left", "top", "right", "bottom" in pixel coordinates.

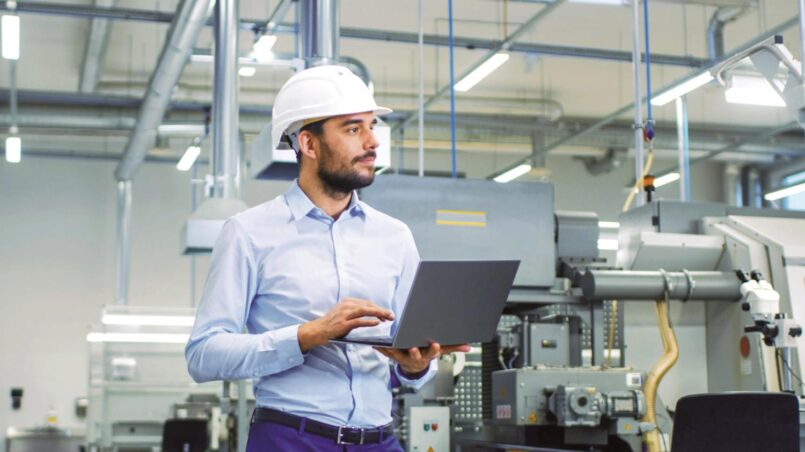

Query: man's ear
[{"left": 297, "top": 130, "right": 319, "bottom": 162}]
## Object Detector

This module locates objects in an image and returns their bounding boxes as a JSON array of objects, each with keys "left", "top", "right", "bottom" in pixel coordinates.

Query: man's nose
[{"left": 365, "top": 129, "right": 379, "bottom": 150}]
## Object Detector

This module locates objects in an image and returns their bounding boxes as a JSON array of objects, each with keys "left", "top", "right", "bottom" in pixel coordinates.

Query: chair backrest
[
  {"left": 672, "top": 392, "right": 799, "bottom": 452},
  {"left": 161, "top": 419, "right": 208, "bottom": 452}
]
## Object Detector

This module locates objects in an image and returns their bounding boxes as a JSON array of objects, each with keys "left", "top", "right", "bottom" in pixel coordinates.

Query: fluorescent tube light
[
  {"left": 5, "top": 136, "right": 20, "bottom": 163},
  {"left": 101, "top": 314, "right": 195, "bottom": 327},
  {"left": 597, "top": 238, "right": 619, "bottom": 251},
  {"left": 86, "top": 333, "right": 190, "bottom": 344},
  {"left": 2, "top": 15, "right": 20, "bottom": 60},
  {"left": 651, "top": 72, "right": 713, "bottom": 106},
  {"left": 654, "top": 172, "right": 680, "bottom": 187},
  {"left": 252, "top": 35, "right": 277, "bottom": 62},
  {"left": 238, "top": 66, "right": 256, "bottom": 77},
  {"left": 493, "top": 163, "right": 531, "bottom": 183},
  {"left": 570, "top": 0, "right": 627, "bottom": 4},
  {"left": 764, "top": 181, "right": 805, "bottom": 201},
  {"left": 176, "top": 144, "right": 201, "bottom": 171},
  {"left": 725, "top": 74, "right": 785, "bottom": 107},
  {"left": 455, "top": 52, "right": 510, "bottom": 92},
  {"left": 598, "top": 221, "right": 620, "bottom": 229}
]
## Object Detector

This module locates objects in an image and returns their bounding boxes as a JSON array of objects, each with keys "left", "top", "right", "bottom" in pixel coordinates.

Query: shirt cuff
[
  {"left": 394, "top": 359, "right": 436, "bottom": 389},
  {"left": 257, "top": 324, "right": 305, "bottom": 374}
]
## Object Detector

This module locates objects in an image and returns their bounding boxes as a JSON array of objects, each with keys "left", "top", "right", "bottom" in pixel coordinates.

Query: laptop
[{"left": 330, "top": 260, "right": 520, "bottom": 349}]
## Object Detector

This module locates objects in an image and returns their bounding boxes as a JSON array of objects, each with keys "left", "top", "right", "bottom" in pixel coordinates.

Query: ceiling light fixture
[
  {"left": 176, "top": 140, "right": 201, "bottom": 171},
  {"left": 238, "top": 66, "right": 257, "bottom": 77},
  {"left": 101, "top": 314, "right": 195, "bottom": 327},
  {"left": 764, "top": 181, "right": 805, "bottom": 201},
  {"left": 598, "top": 221, "right": 620, "bottom": 229},
  {"left": 455, "top": 52, "right": 510, "bottom": 92},
  {"left": 654, "top": 172, "right": 681, "bottom": 188},
  {"left": 5, "top": 135, "right": 20, "bottom": 163},
  {"left": 86, "top": 332, "right": 190, "bottom": 344},
  {"left": 252, "top": 35, "right": 277, "bottom": 62},
  {"left": 493, "top": 163, "right": 531, "bottom": 183},
  {"left": 725, "top": 74, "right": 785, "bottom": 107},
  {"left": 2, "top": 14, "right": 20, "bottom": 60},
  {"left": 569, "top": 0, "right": 628, "bottom": 5},
  {"left": 651, "top": 72, "right": 714, "bottom": 106}
]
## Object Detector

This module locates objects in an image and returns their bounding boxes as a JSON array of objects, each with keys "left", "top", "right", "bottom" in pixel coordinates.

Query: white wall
[{"left": 0, "top": 150, "right": 725, "bottom": 448}]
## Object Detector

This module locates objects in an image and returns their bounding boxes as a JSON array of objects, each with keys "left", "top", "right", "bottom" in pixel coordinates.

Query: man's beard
[{"left": 317, "top": 141, "right": 376, "bottom": 196}]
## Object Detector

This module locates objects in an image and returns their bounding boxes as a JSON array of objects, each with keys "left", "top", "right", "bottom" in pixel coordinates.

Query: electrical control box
[{"left": 406, "top": 406, "right": 450, "bottom": 452}]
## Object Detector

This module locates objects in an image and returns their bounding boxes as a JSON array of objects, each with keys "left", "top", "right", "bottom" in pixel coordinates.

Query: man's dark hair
[{"left": 294, "top": 119, "right": 327, "bottom": 165}]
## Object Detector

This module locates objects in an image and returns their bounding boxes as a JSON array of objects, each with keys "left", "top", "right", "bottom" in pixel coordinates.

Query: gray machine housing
[
  {"left": 360, "top": 175, "right": 556, "bottom": 288},
  {"left": 491, "top": 366, "right": 645, "bottom": 439}
]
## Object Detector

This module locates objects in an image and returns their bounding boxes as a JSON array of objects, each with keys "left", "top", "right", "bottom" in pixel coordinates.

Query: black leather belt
[{"left": 252, "top": 407, "right": 394, "bottom": 445}]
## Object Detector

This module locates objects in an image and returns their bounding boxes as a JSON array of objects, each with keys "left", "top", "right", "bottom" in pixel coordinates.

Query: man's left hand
[{"left": 374, "top": 343, "right": 471, "bottom": 375}]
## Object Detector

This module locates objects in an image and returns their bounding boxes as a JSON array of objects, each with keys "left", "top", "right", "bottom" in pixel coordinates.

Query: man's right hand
[{"left": 297, "top": 298, "right": 394, "bottom": 352}]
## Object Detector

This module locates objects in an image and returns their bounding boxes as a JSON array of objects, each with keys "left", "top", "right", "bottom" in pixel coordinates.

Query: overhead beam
[{"left": 0, "top": 1, "right": 704, "bottom": 67}]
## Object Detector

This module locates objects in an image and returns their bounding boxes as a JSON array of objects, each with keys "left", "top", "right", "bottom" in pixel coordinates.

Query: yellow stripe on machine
[{"left": 435, "top": 209, "right": 487, "bottom": 228}]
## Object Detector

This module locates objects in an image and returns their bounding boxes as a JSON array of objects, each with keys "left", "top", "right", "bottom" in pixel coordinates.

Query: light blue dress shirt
[{"left": 186, "top": 180, "right": 436, "bottom": 428}]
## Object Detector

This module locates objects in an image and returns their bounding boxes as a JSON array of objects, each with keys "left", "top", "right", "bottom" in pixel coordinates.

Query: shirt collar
[{"left": 285, "top": 180, "right": 367, "bottom": 222}]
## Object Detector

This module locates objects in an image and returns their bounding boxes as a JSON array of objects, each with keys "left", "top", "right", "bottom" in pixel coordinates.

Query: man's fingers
[
  {"left": 345, "top": 306, "right": 394, "bottom": 322},
  {"left": 373, "top": 347, "right": 393, "bottom": 359},
  {"left": 346, "top": 318, "right": 381, "bottom": 330},
  {"left": 422, "top": 343, "right": 441, "bottom": 360},
  {"left": 440, "top": 344, "right": 472, "bottom": 354},
  {"left": 407, "top": 346, "right": 423, "bottom": 361}
]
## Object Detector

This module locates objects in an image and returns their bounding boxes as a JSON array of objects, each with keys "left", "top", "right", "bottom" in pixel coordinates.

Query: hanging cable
[
  {"left": 447, "top": 0, "right": 458, "bottom": 178},
  {"left": 643, "top": 0, "right": 655, "bottom": 140}
]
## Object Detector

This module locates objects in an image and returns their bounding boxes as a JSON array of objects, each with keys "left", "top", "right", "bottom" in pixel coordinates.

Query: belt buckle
[{"left": 336, "top": 426, "right": 364, "bottom": 445}]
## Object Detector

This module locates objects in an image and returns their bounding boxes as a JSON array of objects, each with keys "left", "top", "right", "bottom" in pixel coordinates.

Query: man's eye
[{"left": 349, "top": 127, "right": 359, "bottom": 133}]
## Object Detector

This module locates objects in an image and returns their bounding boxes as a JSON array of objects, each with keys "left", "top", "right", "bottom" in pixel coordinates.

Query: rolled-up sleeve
[
  {"left": 185, "top": 219, "right": 304, "bottom": 383},
  {"left": 388, "top": 227, "right": 437, "bottom": 389}
]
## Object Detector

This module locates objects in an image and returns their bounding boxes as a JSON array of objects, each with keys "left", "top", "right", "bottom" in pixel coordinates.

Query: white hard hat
[{"left": 271, "top": 65, "right": 392, "bottom": 150}]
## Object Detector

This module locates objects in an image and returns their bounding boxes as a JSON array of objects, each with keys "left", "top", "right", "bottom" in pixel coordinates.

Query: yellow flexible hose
[
  {"left": 622, "top": 145, "right": 655, "bottom": 212},
  {"left": 642, "top": 298, "right": 679, "bottom": 452}
]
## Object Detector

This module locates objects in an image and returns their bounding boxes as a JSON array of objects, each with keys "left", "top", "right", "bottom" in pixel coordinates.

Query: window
[{"left": 782, "top": 170, "right": 805, "bottom": 211}]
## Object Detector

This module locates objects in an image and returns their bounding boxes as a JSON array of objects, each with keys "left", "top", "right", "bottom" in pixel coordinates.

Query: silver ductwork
[
  {"left": 182, "top": 0, "right": 248, "bottom": 255},
  {"left": 79, "top": 0, "right": 118, "bottom": 93},
  {"left": 114, "top": 0, "right": 211, "bottom": 181},
  {"left": 707, "top": 6, "right": 750, "bottom": 60},
  {"left": 299, "top": 0, "right": 339, "bottom": 67}
]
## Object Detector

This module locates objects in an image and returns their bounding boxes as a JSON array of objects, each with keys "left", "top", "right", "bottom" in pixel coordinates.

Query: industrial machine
[{"left": 360, "top": 175, "right": 805, "bottom": 452}]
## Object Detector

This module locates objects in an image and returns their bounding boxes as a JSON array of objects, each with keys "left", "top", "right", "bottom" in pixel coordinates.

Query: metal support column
[
  {"left": 115, "top": 180, "right": 132, "bottom": 305},
  {"left": 212, "top": 0, "right": 240, "bottom": 199},
  {"left": 675, "top": 95, "right": 691, "bottom": 201}
]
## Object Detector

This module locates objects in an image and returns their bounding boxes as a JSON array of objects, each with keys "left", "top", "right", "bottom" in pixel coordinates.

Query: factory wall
[{"left": 0, "top": 150, "right": 725, "bottom": 446}]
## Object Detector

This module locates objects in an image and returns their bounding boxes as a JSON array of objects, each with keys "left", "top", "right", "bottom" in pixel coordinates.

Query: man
[{"left": 185, "top": 65, "right": 468, "bottom": 451}]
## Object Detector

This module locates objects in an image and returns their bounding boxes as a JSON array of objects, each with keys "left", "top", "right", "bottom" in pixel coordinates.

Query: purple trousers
[{"left": 246, "top": 419, "right": 405, "bottom": 452}]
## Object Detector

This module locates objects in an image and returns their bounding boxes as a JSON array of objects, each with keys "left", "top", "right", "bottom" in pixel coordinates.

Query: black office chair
[
  {"left": 161, "top": 419, "right": 209, "bottom": 452},
  {"left": 671, "top": 392, "right": 799, "bottom": 452}
]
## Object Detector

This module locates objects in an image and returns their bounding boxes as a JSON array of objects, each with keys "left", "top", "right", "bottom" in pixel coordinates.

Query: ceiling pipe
[
  {"left": 181, "top": 0, "right": 249, "bottom": 255},
  {"left": 79, "top": 0, "right": 118, "bottom": 93},
  {"left": 211, "top": 0, "right": 239, "bottom": 198},
  {"left": 707, "top": 6, "right": 750, "bottom": 61},
  {"left": 114, "top": 0, "right": 211, "bottom": 181},
  {"left": 0, "top": 2, "right": 705, "bottom": 68},
  {"left": 299, "top": 0, "right": 339, "bottom": 67}
]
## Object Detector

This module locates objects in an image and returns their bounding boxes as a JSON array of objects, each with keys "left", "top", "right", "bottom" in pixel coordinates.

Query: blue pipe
[
  {"left": 448, "top": 0, "right": 457, "bottom": 178},
  {"left": 643, "top": 0, "right": 654, "bottom": 140}
]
